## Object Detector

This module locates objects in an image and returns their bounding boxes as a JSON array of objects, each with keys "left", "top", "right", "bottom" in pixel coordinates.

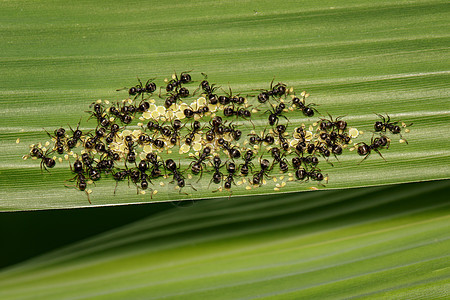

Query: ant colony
[{"left": 24, "top": 72, "right": 412, "bottom": 204}]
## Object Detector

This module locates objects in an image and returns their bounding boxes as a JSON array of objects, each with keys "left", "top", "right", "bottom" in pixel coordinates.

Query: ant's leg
[
  {"left": 357, "top": 152, "right": 371, "bottom": 165},
  {"left": 114, "top": 181, "right": 119, "bottom": 195},
  {"left": 374, "top": 149, "right": 386, "bottom": 161},
  {"left": 85, "top": 190, "right": 92, "bottom": 204}
]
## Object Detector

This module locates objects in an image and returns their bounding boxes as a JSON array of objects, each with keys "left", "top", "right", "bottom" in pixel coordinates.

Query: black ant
[
  {"left": 45, "top": 127, "right": 66, "bottom": 154},
  {"left": 374, "top": 113, "right": 412, "bottom": 144},
  {"left": 117, "top": 78, "right": 157, "bottom": 99},
  {"left": 274, "top": 124, "right": 290, "bottom": 151},
  {"left": 146, "top": 153, "right": 164, "bottom": 178},
  {"left": 137, "top": 133, "right": 165, "bottom": 149},
  {"left": 252, "top": 158, "right": 271, "bottom": 186},
  {"left": 239, "top": 150, "right": 255, "bottom": 176},
  {"left": 196, "top": 73, "right": 219, "bottom": 104},
  {"left": 66, "top": 159, "right": 91, "bottom": 204},
  {"left": 266, "top": 102, "right": 288, "bottom": 126},
  {"left": 306, "top": 142, "right": 331, "bottom": 158},
  {"left": 88, "top": 103, "right": 110, "bottom": 128},
  {"left": 223, "top": 104, "right": 254, "bottom": 127},
  {"left": 292, "top": 95, "right": 318, "bottom": 117},
  {"left": 295, "top": 166, "right": 326, "bottom": 185},
  {"left": 320, "top": 131, "right": 351, "bottom": 145},
  {"left": 84, "top": 127, "right": 106, "bottom": 149},
  {"left": 217, "top": 137, "right": 241, "bottom": 159},
  {"left": 168, "top": 119, "right": 183, "bottom": 145},
  {"left": 105, "top": 123, "right": 120, "bottom": 144},
  {"left": 356, "top": 134, "right": 390, "bottom": 164},
  {"left": 257, "top": 80, "right": 287, "bottom": 103},
  {"left": 223, "top": 162, "right": 237, "bottom": 191},
  {"left": 147, "top": 120, "right": 172, "bottom": 137},
  {"left": 97, "top": 155, "right": 115, "bottom": 173},
  {"left": 183, "top": 105, "right": 209, "bottom": 119},
  {"left": 184, "top": 120, "right": 202, "bottom": 145},
  {"left": 209, "top": 156, "right": 224, "bottom": 186},
  {"left": 112, "top": 167, "right": 131, "bottom": 194},
  {"left": 124, "top": 136, "right": 137, "bottom": 165},
  {"left": 270, "top": 147, "right": 289, "bottom": 173},
  {"left": 218, "top": 87, "right": 245, "bottom": 106},
  {"left": 204, "top": 116, "right": 223, "bottom": 142},
  {"left": 165, "top": 159, "right": 196, "bottom": 194},
  {"left": 67, "top": 121, "right": 83, "bottom": 149},
  {"left": 319, "top": 114, "right": 347, "bottom": 132},
  {"left": 189, "top": 146, "right": 211, "bottom": 180},
  {"left": 248, "top": 129, "right": 275, "bottom": 145},
  {"left": 136, "top": 161, "right": 152, "bottom": 193},
  {"left": 292, "top": 155, "right": 319, "bottom": 169},
  {"left": 108, "top": 103, "right": 133, "bottom": 125},
  {"left": 81, "top": 153, "right": 101, "bottom": 181},
  {"left": 165, "top": 71, "right": 192, "bottom": 92},
  {"left": 29, "top": 146, "right": 56, "bottom": 172},
  {"left": 163, "top": 88, "right": 190, "bottom": 108},
  {"left": 222, "top": 121, "right": 242, "bottom": 141}
]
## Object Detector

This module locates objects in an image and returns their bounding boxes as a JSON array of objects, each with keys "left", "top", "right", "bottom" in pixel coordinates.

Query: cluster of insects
[{"left": 24, "top": 72, "right": 412, "bottom": 204}]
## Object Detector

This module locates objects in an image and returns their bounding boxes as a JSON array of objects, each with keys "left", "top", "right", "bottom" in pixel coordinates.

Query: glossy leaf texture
[
  {"left": 0, "top": 0, "right": 449, "bottom": 211},
  {"left": 0, "top": 180, "right": 449, "bottom": 299}
]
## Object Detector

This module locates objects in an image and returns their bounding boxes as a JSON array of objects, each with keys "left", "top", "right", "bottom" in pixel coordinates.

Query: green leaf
[
  {"left": 0, "top": 180, "right": 448, "bottom": 299},
  {"left": 0, "top": 1, "right": 449, "bottom": 211}
]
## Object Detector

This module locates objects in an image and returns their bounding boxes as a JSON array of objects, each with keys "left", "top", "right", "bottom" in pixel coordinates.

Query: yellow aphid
[
  {"left": 273, "top": 177, "right": 277, "bottom": 182},
  {"left": 280, "top": 176, "right": 285, "bottom": 180},
  {"left": 289, "top": 177, "right": 294, "bottom": 181},
  {"left": 127, "top": 98, "right": 133, "bottom": 104},
  {"left": 305, "top": 131, "right": 313, "bottom": 141},
  {"left": 151, "top": 111, "right": 160, "bottom": 119},
  {"left": 96, "top": 99, "right": 102, "bottom": 104},
  {"left": 149, "top": 99, "right": 155, "bottom": 104},
  {"left": 349, "top": 128, "right": 359, "bottom": 138},
  {"left": 157, "top": 106, "right": 166, "bottom": 115},
  {"left": 65, "top": 154, "right": 69, "bottom": 160},
  {"left": 52, "top": 155, "right": 56, "bottom": 160},
  {"left": 140, "top": 190, "right": 146, "bottom": 195},
  {"left": 188, "top": 174, "right": 192, "bottom": 179},
  {"left": 137, "top": 123, "right": 143, "bottom": 127},
  {"left": 45, "top": 141, "right": 50, "bottom": 147},
  {"left": 310, "top": 187, "right": 319, "bottom": 191},
  {"left": 274, "top": 187, "right": 280, "bottom": 191},
  {"left": 110, "top": 117, "right": 115, "bottom": 122},
  {"left": 139, "top": 152, "right": 146, "bottom": 160},
  {"left": 87, "top": 189, "right": 93, "bottom": 194},
  {"left": 275, "top": 183, "right": 280, "bottom": 187},
  {"left": 399, "top": 139, "right": 406, "bottom": 143},
  {"left": 289, "top": 87, "right": 294, "bottom": 93},
  {"left": 73, "top": 153, "right": 78, "bottom": 158},
  {"left": 22, "top": 155, "right": 28, "bottom": 160},
  {"left": 175, "top": 111, "right": 185, "bottom": 120},
  {"left": 281, "top": 182, "right": 286, "bottom": 187},
  {"left": 143, "top": 145, "right": 153, "bottom": 153},
  {"left": 252, "top": 108, "right": 258, "bottom": 114},
  {"left": 179, "top": 144, "right": 190, "bottom": 154},
  {"left": 16, "top": 138, "right": 20, "bottom": 144},
  {"left": 237, "top": 180, "right": 243, "bottom": 186},
  {"left": 166, "top": 110, "right": 174, "bottom": 120},
  {"left": 208, "top": 103, "right": 218, "bottom": 112},
  {"left": 32, "top": 157, "right": 37, "bottom": 160},
  {"left": 104, "top": 100, "right": 110, "bottom": 105},
  {"left": 242, "top": 178, "right": 247, "bottom": 183},
  {"left": 132, "top": 130, "right": 142, "bottom": 137},
  {"left": 168, "top": 150, "right": 172, "bottom": 154},
  {"left": 360, "top": 131, "right": 364, "bottom": 135},
  {"left": 160, "top": 182, "right": 165, "bottom": 187},
  {"left": 405, "top": 129, "right": 410, "bottom": 133},
  {"left": 246, "top": 186, "right": 252, "bottom": 190},
  {"left": 349, "top": 147, "right": 355, "bottom": 151},
  {"left": 309, "top": 125, "right": 314, "bottom": 131},
  {"left": 262, "top": 179, "right": 267, "bottom": 185},
  {"left": 313, "top": 122, "right": 318, "bottom": 126},
  {"left": 193, "top": 142, "right": 202, "bottom": 152},
  {"left": 175, "top": 186, "right": 180, "bottom": 190},
  {"left": 153, "top": 190, "right": 158, "bottom": 195},
  {"left": 58, "top": 158, "right": 63, "bottom": 163}
]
